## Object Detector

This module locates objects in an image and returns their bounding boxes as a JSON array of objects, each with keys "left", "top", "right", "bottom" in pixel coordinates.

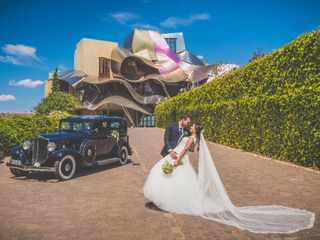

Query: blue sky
[{"left": 0, "top": 0, "right": 319, "bottom": 112}]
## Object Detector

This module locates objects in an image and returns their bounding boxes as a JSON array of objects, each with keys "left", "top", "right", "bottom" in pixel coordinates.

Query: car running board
[{"left": 94, "top": 157, "right": 120, "bottom": 166}]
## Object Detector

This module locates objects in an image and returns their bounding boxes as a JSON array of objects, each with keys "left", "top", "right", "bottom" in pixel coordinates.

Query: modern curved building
[{"left": 45, "top": 29, "right": 211, "bottom": 126}]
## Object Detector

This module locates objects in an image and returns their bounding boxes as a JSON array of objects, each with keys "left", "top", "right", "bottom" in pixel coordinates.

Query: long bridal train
[{"left": 143, "top": 132, "right": 315, "bottom": 234}]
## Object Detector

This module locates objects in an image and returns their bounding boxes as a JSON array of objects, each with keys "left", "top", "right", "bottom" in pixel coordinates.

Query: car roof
[{"left": 62, "top": 115, "right": 125, "bottom": 121}]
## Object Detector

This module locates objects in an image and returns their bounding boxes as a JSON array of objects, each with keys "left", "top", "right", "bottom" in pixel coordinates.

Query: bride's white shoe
[{"left": 143, "top": 133, "right": 315, "bottom": 234}]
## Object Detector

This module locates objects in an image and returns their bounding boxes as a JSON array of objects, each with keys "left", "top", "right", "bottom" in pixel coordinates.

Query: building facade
[{"left": 45, "top": 29, "right": 211, "bottom": 127}]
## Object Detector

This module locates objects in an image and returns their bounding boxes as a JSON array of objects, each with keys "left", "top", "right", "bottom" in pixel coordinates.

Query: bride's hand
[{"left": 173, "top": 160, "right": 179, "bottom": 167}]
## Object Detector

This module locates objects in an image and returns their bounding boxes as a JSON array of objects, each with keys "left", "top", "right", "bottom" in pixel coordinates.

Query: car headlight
[
  {"left": 22, "top": 141, "right": 31, "bottom": 150},
  {"left": 47, "top": 142, "right": 56, "bottom": 152}
]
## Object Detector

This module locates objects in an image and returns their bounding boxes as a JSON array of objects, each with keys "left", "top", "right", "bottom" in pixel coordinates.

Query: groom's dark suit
[{"left": 160, "top": 122, "right": 187, "bottom": 157}]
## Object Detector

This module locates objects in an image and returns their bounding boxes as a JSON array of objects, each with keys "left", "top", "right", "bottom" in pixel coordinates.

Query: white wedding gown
[{"left": 143, "top": 133, "right": 315, "bottom": 234}]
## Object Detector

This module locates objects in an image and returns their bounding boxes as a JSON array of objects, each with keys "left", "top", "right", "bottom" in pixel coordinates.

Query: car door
[
  {"left": 105, "top": 120, "right": 120, "bottom": 153},
  {"left": 92, "top": 120, "right": 116, "bottom": 156}
]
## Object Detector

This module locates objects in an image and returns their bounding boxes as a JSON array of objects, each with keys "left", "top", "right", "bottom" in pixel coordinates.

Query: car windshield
[{"left": 59, "top": 121, "right": 92, "bottom": 132}]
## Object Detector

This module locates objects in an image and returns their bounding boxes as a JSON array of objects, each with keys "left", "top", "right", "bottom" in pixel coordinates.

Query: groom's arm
[{"left": 164, "top": 123, "right": 173, "bottom": 152}]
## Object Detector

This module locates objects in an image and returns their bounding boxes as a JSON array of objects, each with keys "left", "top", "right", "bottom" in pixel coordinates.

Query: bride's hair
[{"left": 195, "top": 123, "right": 203, "bottom": 151}]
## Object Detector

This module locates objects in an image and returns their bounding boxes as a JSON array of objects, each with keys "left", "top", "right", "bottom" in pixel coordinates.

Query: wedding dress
[{"left": 143, "top": 132, "right": 315, "bottom": 234}]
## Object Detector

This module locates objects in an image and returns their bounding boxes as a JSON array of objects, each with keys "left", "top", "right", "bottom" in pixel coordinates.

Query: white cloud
[
  {"left": 131, "top": 23, "right": 160, "bottom": 31},
  {"left": 2, "top": 44, "right": 39, "bottom": 60},
  {"left": 0, "top": 43, "right": 43, "bottom": 66},
  {"left": 0, "top": 94, "right": 16, "bottom": 102},
  {"left": 9, "top": 79, "right": 44, "bottom": 88},
  {"left": 101, "top": 12, "right": 209, "bottom": 32},
  {"left": 160, "top": 13, "right": 210, "bottom": 28},
  {"left": 0, "top": 55, "right": 21, "bottom": 65},
  {"left": 106, "top": 12, "right": 139, "bottom": 24}
]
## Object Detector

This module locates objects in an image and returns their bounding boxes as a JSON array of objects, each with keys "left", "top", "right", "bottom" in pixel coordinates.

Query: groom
[{"left": 160, "top": 113, "right": 192, "bottom": 158}]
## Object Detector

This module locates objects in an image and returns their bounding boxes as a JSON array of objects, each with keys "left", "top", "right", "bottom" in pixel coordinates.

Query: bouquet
[
  {"left": 162, "top": 161, "right": 173, "bottom": 175},
  {"left": 162, "top": 160, "right": 183, "bottom": 175},
  {"left": 111, "top": 130, "right": 120, "bottom": 143}
]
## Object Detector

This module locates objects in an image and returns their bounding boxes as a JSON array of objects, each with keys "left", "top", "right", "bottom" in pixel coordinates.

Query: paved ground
[{"left": 0, "top": 127, "right": 319, "bottom": 240}]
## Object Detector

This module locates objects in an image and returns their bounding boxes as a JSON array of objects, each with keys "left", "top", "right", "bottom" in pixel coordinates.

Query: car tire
[
  {"left": 54, "top": 155, "right": 76, "bottom": 181},
  {"left": 118, "top": 145, "right": 129, "bottom": 165},
  {"left": 9, "top": 167, "right": 28, "bottom": 177}
]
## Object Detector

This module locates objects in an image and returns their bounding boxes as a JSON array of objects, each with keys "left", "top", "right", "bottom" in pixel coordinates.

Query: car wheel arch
[{"left": 52, "top": 149, "right": 81, "bottom": 166}]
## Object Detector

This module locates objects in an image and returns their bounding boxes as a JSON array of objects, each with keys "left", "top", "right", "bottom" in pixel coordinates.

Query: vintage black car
[{"left": 6, "top": 116, "right": 132, "bottom": 180}]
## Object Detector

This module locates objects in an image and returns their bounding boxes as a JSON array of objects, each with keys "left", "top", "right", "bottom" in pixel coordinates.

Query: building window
[
  {"left": 99, "top": 57, "right": 111, "bottom": 79},
  {"left": 140, "top": 115, "right": 155, "bottom": 127},
  {"left": 165, "top": 38, "right": 177, "bottom": 53}
]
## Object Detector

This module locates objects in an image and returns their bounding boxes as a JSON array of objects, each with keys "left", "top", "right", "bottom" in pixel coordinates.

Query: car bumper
[{"left": 6, "top": 162, "right": 55, "bottom": 173}]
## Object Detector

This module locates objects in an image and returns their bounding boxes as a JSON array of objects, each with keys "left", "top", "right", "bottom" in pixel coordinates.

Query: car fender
[
  {"left": 51, "top": 148, "right": 81, "bottom": 164},
  {"left": 10, "top": 145, "right": 25, "bottom": 160}
]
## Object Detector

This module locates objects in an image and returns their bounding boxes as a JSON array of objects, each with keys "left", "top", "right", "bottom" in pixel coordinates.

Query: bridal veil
[{"left": 198, "top": 132, "right": 315, "bottom": 234}]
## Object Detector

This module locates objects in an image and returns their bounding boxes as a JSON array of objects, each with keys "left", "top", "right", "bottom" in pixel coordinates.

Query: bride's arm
[{"left": 173, "top": 137, "right": 194, "bottom": 166}]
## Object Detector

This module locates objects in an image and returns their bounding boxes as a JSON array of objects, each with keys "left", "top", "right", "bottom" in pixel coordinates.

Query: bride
[{"left": 143, "top": 123, "right": 315, "bottom": 234}]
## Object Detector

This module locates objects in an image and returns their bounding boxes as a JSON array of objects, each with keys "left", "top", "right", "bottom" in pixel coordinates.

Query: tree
[
  {"left": 34, "top": 91, "right": 81, "bottom": 115},
  {"left": 249, "top": 48, "right": 266, "bottom": 62},
  {"left": 51, "top": 67, "right": 61, "bottom": 92}
]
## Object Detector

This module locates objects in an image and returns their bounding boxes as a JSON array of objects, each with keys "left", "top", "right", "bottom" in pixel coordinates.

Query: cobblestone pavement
[{"left": 0, "top": 127, "right": 319, "bottom": 240}]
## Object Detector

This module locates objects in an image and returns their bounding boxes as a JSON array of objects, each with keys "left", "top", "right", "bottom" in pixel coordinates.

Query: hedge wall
[
  {"left": 155, "top": 30, "right": 320, "bottom": 169},
  {"left": 0, "top": 111, "right": 72, "bottom": 154}
]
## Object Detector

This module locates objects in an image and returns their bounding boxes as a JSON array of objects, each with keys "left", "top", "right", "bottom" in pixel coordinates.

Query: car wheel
[
  {"left": 9, "top": 168, "right": 28, "bottom": 177},
  {"left": 80, "top": 140, "right": 96, "bottom": 164},
  {"left": 118, "top": 145, "right": 128, "bottom": 165},
  {"left": 54, "top": 155, "right": 76, "bottom": 181}
]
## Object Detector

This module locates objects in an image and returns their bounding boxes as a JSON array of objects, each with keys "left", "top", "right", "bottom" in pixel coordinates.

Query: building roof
[
  {"left": 178, "top": 51, "right": 205, "bottom": 66},
  {"left": 63, "top": 115, "right": 124, "bottom": 121}
]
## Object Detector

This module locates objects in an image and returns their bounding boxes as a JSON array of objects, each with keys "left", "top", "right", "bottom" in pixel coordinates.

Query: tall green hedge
[
  {"left": 155, "top": 30, "right": 320, "bottom": 169},
  {"left": 0, "top": 111, "right": 73, "bottom": 154}
]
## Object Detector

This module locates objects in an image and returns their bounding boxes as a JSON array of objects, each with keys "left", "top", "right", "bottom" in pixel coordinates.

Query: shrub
[
  {"left": 0, "top": 113, "right": 72, "bottom": 154},
  {"left": 155, "top": 29, "right": 320, "bottom": 169},
  {"left": 249, "top": 48, "right": 266, "bottom": 62},
  {"left": 34, "top": 91, "right": 81, "bottom": 115}
]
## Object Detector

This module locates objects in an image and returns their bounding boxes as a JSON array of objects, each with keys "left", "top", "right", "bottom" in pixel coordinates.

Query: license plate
[{"left": 10, "top": 159, "right": 22, "bottom": 166}]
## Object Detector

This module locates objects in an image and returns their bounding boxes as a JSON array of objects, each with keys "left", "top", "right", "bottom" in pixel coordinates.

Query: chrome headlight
[
  {"left": 47, "top": 142, "right": 56, "bottom": 152},
  {"left": 22, "top": 141, "right": 31, "bottom": 150}
]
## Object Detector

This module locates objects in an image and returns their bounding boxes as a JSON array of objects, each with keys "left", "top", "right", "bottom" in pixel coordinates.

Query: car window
[
  {"left": 93, "top": 121, "right": 109, "bottom": 136},
  {"left": 60, "top": 121, "right": 70, "bottom": 130},
  {"left": 72, "top": 122, "right": 83, "bottom": 131},
  {"left": 60, "top": 121, "right": 83, "bottom": 132},
  {"left": 84, "top": 121, "right": 92, "bottom": 131},
  {"left": 110, "top": 121, "right": 120, "bottom": 130}
]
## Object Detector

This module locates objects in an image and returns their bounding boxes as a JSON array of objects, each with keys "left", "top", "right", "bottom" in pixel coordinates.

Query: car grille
[{"left": 32, "top": 136, "right": 49, "bottom": 164}]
